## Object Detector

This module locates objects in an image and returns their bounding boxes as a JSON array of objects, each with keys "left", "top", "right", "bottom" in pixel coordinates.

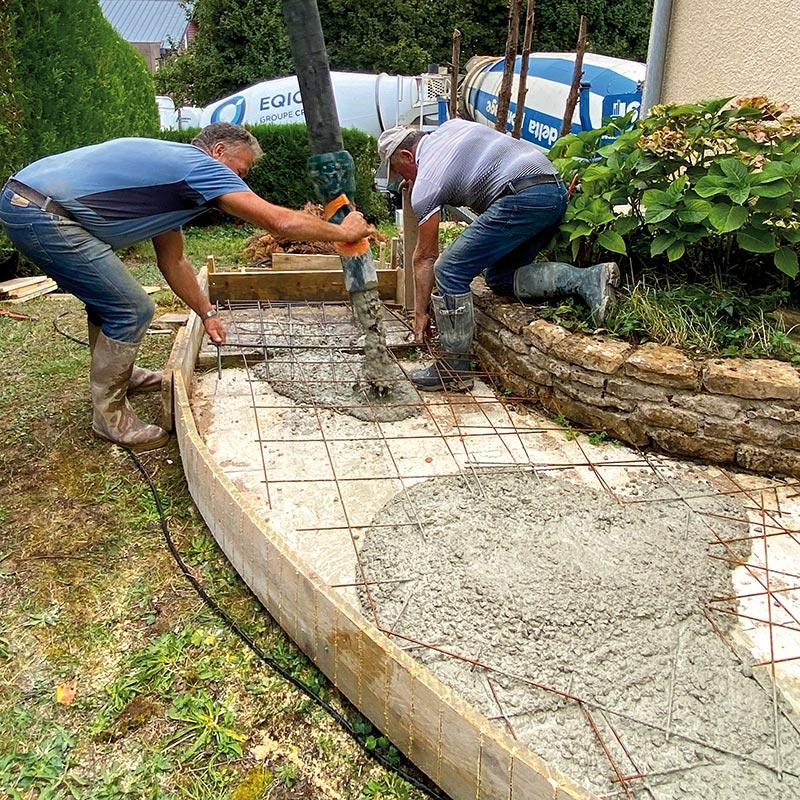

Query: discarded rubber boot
[
  {"left": 513, "top": 261, "right": 620, "bottom": 326},
  {"left": 90, "top": 331, "right": 169, "bottom": 452},
  {"left": 89, "top": 322, "right": 162, "bottom": 394},
  {"left": 409, "top": 292, "right": 475, "bottom": 392}
]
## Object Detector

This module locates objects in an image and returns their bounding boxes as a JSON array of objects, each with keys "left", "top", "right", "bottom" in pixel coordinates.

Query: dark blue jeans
[
  {"left": 435, "top": 182, "right": 568, "bottom": 296},
  {"left": 0, "top": 187, "right": 154, "bottom": 342}
]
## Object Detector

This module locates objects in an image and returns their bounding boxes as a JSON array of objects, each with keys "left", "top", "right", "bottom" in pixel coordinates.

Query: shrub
[
  {"left": 162, "top": 124, "right": 388, "bottom": 223},
  {"left": 548, "top": 97, "right": 800, "bottom": 286},
  {"left": 4, "top": 0, "right": 159, "bottom": 176}
]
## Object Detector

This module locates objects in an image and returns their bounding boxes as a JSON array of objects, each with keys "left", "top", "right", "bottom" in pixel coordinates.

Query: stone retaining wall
[{"left": 472, "top": 280, "right": 800, "bottom": 478}]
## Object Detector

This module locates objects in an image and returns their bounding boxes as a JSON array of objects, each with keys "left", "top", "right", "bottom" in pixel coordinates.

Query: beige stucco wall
[{"left": 660, "top": 0, "right": 800, "bottom": 111}]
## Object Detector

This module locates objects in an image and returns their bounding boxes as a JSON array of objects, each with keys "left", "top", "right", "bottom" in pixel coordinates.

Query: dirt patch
[{"left": 359, "top": 470, "right": 800, "bottom": 798}]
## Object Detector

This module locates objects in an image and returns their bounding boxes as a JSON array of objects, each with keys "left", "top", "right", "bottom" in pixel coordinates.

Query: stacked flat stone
[{"left": 472, "top": 279, "right": 800, "bottom": 478}]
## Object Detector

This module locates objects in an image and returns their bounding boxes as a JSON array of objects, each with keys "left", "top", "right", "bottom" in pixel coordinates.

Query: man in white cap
[{"left": 378, "top": 118, "right": 618, "bottom": 391}]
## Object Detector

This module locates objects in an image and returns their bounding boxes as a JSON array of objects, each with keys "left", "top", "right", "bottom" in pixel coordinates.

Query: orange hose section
[{"left": 325, "top": 194, "right": 370, "bottom": 257}]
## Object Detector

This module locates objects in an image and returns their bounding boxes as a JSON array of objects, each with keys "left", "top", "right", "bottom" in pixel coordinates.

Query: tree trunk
[
  {"left": 449, "top": 28, "right": 461, "bottom": 120},
  {"left": 512, "top": 0, "right": 536, "bottom": 139},
  {"left": 560, "top": 14, "right": 588, "bottom": 138},
  {"left": 494, "top": 0, "right": 522, "bottom": 133}
]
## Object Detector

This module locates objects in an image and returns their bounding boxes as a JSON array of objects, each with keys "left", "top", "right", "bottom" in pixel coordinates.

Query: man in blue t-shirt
[{"left": 0, "top": 122, "right": 373, "bottom": 451}]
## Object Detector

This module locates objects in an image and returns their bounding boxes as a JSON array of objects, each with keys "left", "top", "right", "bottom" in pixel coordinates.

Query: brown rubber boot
[
  {"left": 88, "top": 322, "right": 162, "bottom": 394},
  {"left": 90, "top": 331, "right": 169, "bottom": 452}
]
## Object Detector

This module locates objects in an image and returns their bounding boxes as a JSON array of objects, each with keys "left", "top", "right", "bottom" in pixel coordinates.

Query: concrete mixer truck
[{"left": 165, "top": 51, "right": 645, "bottom": 152}]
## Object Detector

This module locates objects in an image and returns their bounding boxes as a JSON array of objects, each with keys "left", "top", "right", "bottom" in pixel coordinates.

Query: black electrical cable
[
  {"left": 126, "top": 449, "right": 449, "bottom": 800},
  {"left": 52, "top": 309, "right": 448, "bottom": 797}
]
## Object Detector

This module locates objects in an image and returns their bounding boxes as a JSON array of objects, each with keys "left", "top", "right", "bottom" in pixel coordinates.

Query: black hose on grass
[
  {"left": 126, "top": 435, "right": 450, "bottom": 800},
  {"left": 53, "top": 311, "right": 448, "bottom": 798}
]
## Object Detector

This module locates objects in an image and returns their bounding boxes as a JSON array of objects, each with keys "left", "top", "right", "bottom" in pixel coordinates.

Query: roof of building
[{"left": 99, "top": 0, "right": 192, "bottom": 48}]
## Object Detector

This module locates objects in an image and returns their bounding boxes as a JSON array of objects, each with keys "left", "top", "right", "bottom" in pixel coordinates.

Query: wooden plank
[
  {"left": 209, "top": 269, "right": 397, "bottom": 303},
  {"left": 6, "top": 279, "right": 57, "bottom": 298},
  {"left": 271, "top": 253, "right": 342, "bottom": 271},
  {"left": 6, "top": 282, "right": 58, "bottom": 303},
  {"left": 401, "top": 184, "right": 417, "bottom": 312},
  {"left": 169, "top": 316, "right": 598, "bottom": 800},
  {"left": 0, "top": 275, "right": 50, "bottom": 294}
]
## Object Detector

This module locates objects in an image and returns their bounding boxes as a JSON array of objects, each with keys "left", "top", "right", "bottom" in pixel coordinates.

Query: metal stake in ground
[{"left": 281, "top": 0, "right": 394, "bottom": 395}]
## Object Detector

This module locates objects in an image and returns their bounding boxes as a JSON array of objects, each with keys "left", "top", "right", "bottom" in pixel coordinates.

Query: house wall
[
  {"left": 660, "top": 0, "right": 800, "bottom": 110},
  {"left": 131, "top": 41, "right": 161, "bottom": 72}
]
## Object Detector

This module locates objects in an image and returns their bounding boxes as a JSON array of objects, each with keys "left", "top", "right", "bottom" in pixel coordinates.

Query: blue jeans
[
  {"left": 435, "top": 182, "right": 568, "bottom": 297},
  {"left": 0, "top": 187, "right": 154, "bottom": 342}
]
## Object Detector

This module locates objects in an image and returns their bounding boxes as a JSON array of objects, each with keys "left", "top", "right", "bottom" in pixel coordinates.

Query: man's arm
[
  {"left": 216, "top": 190, "right": 373, "bottom": 243},
  {"left": 151, "top": 229, "right": 226, "bottom": 344},
  {"left": 412, "top": 212, "right": 440, "bottom": 344}
]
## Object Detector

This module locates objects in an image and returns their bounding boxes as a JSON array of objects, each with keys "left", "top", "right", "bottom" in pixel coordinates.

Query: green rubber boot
[
  {"left": 513, "top": 261, "right": 620, "bottom": 325},
  {"left": 409, "top": 292, "right": 475, "bottom": 392}
]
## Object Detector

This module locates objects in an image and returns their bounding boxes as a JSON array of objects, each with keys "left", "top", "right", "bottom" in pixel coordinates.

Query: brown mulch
[{"left": 243, "top": 203, "right": 388, "bottom": 266}]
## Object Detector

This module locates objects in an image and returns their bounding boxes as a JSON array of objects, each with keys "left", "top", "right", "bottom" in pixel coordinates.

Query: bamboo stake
[
  {"left": 560, "top": 14, "right": 588, "bottom": 137},
  {"left": 512, "top": 0, "right": 536, "bottom": 139},
  {"left": 449, "top": 28, "right": 461, "bottom": 119},
  {"left": 494, "top": 0, "right": 522, "bottom": 133}
]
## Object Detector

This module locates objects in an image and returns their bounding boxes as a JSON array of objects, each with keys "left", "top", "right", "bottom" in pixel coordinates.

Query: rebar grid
[{"left": 203, "top": 299, "right": 800, "bottom": 795}]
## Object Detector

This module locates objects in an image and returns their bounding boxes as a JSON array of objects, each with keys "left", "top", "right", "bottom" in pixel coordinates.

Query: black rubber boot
[
  {"left": 410, "top": 292, "right": 475, "bottom": 392},
  {"left": 513, "top": 261, "right": 620, "bottom": 325}
]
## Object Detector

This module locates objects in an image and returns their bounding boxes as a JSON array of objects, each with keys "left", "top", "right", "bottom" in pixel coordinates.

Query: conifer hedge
[
  {"left": 1, "top": 1, "right": 159, "bottom": 180},
  {"left": 162, "top": 124, "right": 389, "bottom": 222}
]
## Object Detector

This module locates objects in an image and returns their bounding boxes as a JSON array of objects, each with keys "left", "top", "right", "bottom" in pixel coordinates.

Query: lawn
[{"left": 0, "top": 223, "right": 424, "bottom": 800}]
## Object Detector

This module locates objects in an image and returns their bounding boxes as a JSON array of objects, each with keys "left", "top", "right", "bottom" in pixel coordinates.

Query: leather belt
[
  {"left": 5, "top": 179, "right": 75, "bottom": 221},
  {"left": 498, "top": 173, "right": 564, "bottom": 199}
]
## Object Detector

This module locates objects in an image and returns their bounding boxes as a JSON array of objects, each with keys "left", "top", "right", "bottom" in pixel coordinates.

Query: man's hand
[
  {"left": 339, "top": 210, "right": 374, "bottom": 242},
  {"left": 414, "top": 310, "right": 431, "bottom": 345},
  {"left": 204, "top": 316, "right": 226, "bottom": 345}
]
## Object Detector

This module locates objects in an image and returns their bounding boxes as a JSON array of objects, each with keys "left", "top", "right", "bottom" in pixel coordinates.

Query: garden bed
[{"left": 473, "top": 279, "right": 800, "bottom": 478}]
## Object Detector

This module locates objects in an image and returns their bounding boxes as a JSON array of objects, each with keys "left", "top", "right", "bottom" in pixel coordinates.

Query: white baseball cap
[{"left": 377, "top": 126, "right": 413, "bottom": 174}]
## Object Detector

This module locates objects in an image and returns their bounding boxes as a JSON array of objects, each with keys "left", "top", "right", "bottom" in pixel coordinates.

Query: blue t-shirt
[{"left": 14, "top": 138, "right": 249, "bottom": 248}]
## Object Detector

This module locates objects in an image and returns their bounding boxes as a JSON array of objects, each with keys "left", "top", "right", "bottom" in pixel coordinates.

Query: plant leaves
[
  {"left": 694, "top": 176, "right": 729, "bottom": 198},
  {"left": 708, "top": 203, "right": 748, "bottom": 233},
  {"left": 597, "top": 229, "right": 627, "bottom": 254},
  {"left": 775, "top": 247, "right": 799, "bottom": 277},
  {"left": 651, "top": 234, "right": 676, "bottom": 256},
  {"left": 719, "top": 158, "right": 750, "bottom": 185},
  {"left": 751, "top": 179, "right": 792, "bottom": 197},
  {"left": 737, "top": 228, "right": 778, "bottom": 253},
  {"left": 676, "top": 198, "right": 713, "bottom": 223},
  {"left": 666, "top": 241, "right": 686, "bottom": 262}
]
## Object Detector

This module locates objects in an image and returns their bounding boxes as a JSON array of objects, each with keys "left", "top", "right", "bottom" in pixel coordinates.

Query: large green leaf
[
  {"left": 782, "top": 228, "right": 800, "bottom": 244},
  {"left": 719, "top": 158, "right": 749, "bottom": 184},
  {"left": 614, "top": 215, "right": 640, "bottom": 235},
  {"left": 568, "top": 222, "right": 593, "bottom": 241},
  {"left": 597, "top": 229, "right": 627, "bottom": 255},
  {"left": 755, "top": 193, "right": 794, "bottom": 212},
  {"left": 651, "top": 233, "right": 676, "bottom": 256},
  {"left": 727, "top": 186, "right": 751, "bottom": 205},
  {"left": 642, "top": 188, "right": 675, "bottom": 224},
  {"left": 737, "top": 228, "right": 778, "bottom": 253},
  {"left": 708, "top": 203, "right": 748, "bottom": 233},
  {"left": 694, "top": 176, "right": 729, "bottom": 198},
  {"left": 665, "top": 174, "right": 688, "bottom": 202},
  {"left": 666, "top": 241, "right": 686, "bottom": 262},
  {"left": 750, "top": 179, "right": 792, "bottom": 197},
  {"left": 676, "top": 198, "right": 713, "bottom": 223},
  {"left": 775, "top": 247, "right": 799, "bottom": 277}
]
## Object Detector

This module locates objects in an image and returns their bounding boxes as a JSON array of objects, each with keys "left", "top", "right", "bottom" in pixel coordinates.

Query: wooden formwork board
[
  {"left": 164, "top": 304, "right": 598, "bottom": 800},
  {"left": 271, "top": 253, "right": 343, "bottom": 271},
  {"left": 208, "top": 269, "right": 399, "bottom": 303}
]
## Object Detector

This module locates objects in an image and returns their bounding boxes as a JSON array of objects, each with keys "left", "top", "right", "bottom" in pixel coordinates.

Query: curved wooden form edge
[{"left": 168, "top": 299, "right": 597, "bottom": 800}]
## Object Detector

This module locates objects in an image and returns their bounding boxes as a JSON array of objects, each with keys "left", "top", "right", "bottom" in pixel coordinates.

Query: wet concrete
[{"left": 360, "top": 471, "right": 800, "bottom": 799}]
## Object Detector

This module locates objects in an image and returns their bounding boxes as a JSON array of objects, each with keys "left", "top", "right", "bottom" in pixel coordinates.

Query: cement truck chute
[{"left": 460, "top": 52, "right": 645, "bottom": 150}]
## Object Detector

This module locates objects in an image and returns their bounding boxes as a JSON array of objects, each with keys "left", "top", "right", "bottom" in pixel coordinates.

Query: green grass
[
  {"left": 534, "top": 277, "right": 800, "bottom": 362},
  {"left": 0, "top": 230, "right": 423, "bottom": 800}
]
